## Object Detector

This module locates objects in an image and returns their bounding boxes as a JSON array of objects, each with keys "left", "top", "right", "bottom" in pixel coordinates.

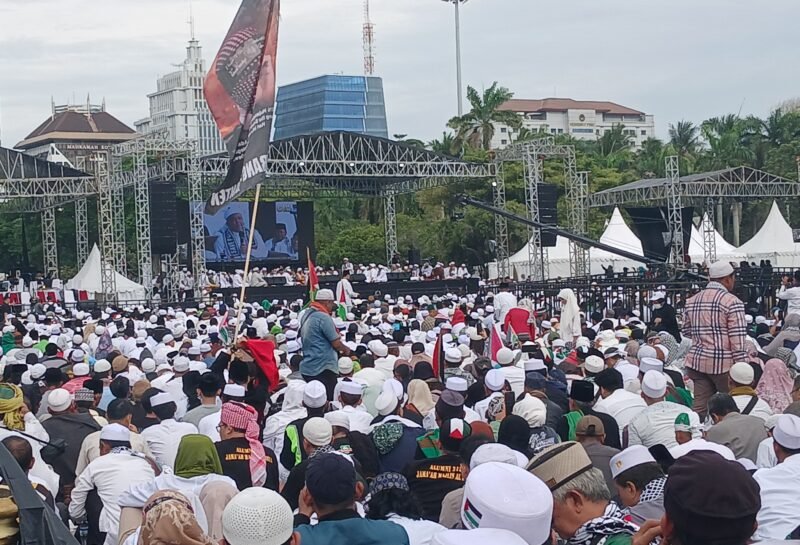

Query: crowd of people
[{"left": 1, "top": 258, "right": 800, "bottom": 545}]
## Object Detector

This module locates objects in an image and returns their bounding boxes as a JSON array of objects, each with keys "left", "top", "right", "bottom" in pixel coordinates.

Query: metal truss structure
[
  {"left": 492, "top": 165, "right": 509, "bottom": 279},
  {"left": 665, "top": 156, "right": 684, "bottom": 265},
  {"left": 587, "top": 165, "right": 800, "bottom": 266},
  {"left": 384, "top": 194, "right": 397, "bottom": 263},
  {"left": 494, "top": 138, "right": 582, "bottom": 280},
  {"left": 75, "top": 198, "right": 89, "bottom": 266}
]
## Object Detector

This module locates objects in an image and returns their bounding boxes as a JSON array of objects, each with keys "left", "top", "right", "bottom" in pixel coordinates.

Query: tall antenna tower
[{"left": 363, "top": 0, "right": 375, "bottom": 75}]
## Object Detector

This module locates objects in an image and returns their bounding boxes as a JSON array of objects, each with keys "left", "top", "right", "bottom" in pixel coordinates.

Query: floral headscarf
[{"left": 138, "top": 490, "right": 214, "bottom": 545}]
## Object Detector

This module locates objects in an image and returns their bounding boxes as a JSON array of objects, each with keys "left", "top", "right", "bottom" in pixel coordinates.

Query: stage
[{"left": 211, "top": 277, "right": 481, "bottom": 305}]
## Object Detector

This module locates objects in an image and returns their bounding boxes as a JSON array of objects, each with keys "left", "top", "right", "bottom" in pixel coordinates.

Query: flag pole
[{"left": 233, "top": 184, "right": 262, "bottom": 343}]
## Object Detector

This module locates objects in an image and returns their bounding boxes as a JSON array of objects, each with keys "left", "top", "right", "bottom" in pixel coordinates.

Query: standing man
[
  {"left": 493, "top": 282, "right": 518, "bottom": 325},
  {"left": 335, "top": 270, "right": 358, "bottom": 311},
  {"left": 299, "top": 289, "right": 353, "bottom": 399},
  {"left": 683, "top": 261, "right": 747, "bottom": 418}
]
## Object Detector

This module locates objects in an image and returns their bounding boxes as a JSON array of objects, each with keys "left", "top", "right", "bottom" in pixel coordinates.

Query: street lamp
[{"left": 441, "top": 0, "right": 468, "bottom": 117}]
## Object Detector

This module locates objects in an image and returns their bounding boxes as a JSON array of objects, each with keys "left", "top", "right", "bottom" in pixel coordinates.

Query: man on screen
[
  {"left": 213, "top": 207, "right": 267, "bottom": 261},
  {"left": 263, "top": 223, "right": 295, "bottom": 258}
]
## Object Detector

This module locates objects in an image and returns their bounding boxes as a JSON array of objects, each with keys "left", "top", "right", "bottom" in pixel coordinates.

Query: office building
[
  {"left": 491, "top": 98, "right": 655, "bottom": 149},
  {"left": 274, "top": 75, "right": 388, "bottom": 140}
]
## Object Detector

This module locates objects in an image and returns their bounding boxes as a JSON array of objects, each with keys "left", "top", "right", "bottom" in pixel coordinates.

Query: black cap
[
  {"left": 411, "top": 342, "right": 425, "bottom": 355},
  {"left": 436, "top": 390, "right": 465, "bottom": 421},
  {"left": 305, "top": 453, "right": 356, "bottom": 506},
  {"left": 525, "top": 372, "right": 547, "bottom": 391},
  {"left": 569, "top": 380, "right": 595, "bottom": 403}
]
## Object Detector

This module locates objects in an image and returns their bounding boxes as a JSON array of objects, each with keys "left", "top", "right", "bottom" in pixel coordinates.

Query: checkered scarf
[
  {"left": 220, "top": 402, "right": 266, "bottom": 487},
  {"left": 568, "top": 502, "right": 638, "bottom": 545},
  {"left": 637, "top": 476, "right": 666, "bottom": 505}
]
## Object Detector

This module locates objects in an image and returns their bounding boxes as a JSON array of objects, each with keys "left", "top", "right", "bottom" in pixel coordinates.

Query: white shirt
[
  {"left": 140, "top": 418, "right": 197, "bottom": 468},
  {"left": 733, "top": 394, "right": 774, "bottom": 423},
  {"left": 757, "top": 437, "right": 778, "bottom": 469},
  {"left": 627, "top": 401, "right": 695, "bottom": 449},
  {"left": 493, "top": 291, "right": 518, "bottom": 323},
  {"left": 198, "top": 411, "right": 222, "bottom": 442},
  {"left": 336, "top": 278, "right": 356, "bottom": 308},
  {"left": 498, "top": 365, "right": 526, "bottom": 397},
  {"left": 386, "top": 514, "right": 446, "bottom": 545},
  {"left": 69, "top": 452, "right": 155, "bottom": 545},
  {"left": 75, "top": 429, "right": 151, "bottom": 476},
  {"left": 754, "top": 454, "right": 800, "bottom": 541},
  {"left": 669, "top": 438, "right": 735, "bottom": 460},
  {"left": 593, "top": 389, "right": 647, "bottom": 440},
  {"left": 777, "top": 286, "right": 800, "bottom": 317}
]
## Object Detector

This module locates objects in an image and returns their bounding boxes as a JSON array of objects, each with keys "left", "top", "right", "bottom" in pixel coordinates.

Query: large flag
[
  {"left": 203, "top": 0, "right": 280, "bottom": 213},
  {"left": 306, "top": 248, "right": 319, "bottom": 303},
  {"left": 431, "top": 331, "right": 445, "bottom": 378},
  {"left": 488, "top": 323, "right": 504, "bottom": 363}
]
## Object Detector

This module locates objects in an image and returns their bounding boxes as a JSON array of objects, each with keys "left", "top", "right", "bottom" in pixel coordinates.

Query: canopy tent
[
  {"left": 66, "top": 245, "right": 147, "bottom": 302},
  {"left": 688, "top": 217, "right": 746, "bottom": 265},
  {"left": 738, "top": 201, "right": 800, "bottom": 267}
]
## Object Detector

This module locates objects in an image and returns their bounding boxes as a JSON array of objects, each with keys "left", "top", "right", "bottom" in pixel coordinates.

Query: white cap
[
  {"left": 141, "top": 358, "right": 156, "bottom": 373},
  {"left": 469, "top": 443, "right": 521, "bottom": 470},
  {"left": 72, "top": 334, "right": 83, "bottom": 345},
  {"left": 729, "top": 361, "right": 754, "bottom": 386},
  {"left": 188, "top": 346, "right": 201, "bottom": 356},
  {"left": 523, "top": 359, "right": 546, "bottom": 372},
  {"left": 708, "top": 260, "right": 734, "bottom": 279},
  {"left": 610, "top": 445, "right": 656, "bottom": 478},
  {"left": 773, "top": 414, "right": 800, "bottom": 450},
  {"left": 432, "top": 529, "right": 528, "bottom": 545},
  {"left": 70, "top": 349, "right": 85, "bottom": 363},
  {"left": 641, "top": 370, "right": 667, "bottom": 399},
  {"left": 444, "top": 347, "right": 462, "bottom": 364},
  {"left": 583, "top": 355, "right": 605, "bottom": 374},
  {"left": 30, "top": 364, "right": 46, "bottom": 380},
  {"left": 446, "top": 377, "right": 468, "bottom": 393},
  {"left": 150, "top": 392, "right": 175, "bottom": 407},
  {"left": 172, "top": 356, "right": 190, "bottom": 373},
  {"left": 637, "top": 345, "right": 658, "bottom": 360},
  {"left": 95, "top": 325, "right": 106, "bottom": 336},
  {"left": 94, "top": 359, "right": 111, "bottom": 373},
  {"left": 512, "top": 394, "right": 547, "bottom": 428},
  {"left": 100, "top": 423, "right": 131, "bottom": 442},
  {"left": 339, "top": 381, "right": 363, "bottom": 396},
  {"left": 338, "top": 357, "right": 354, "bottom": 375},
  {"left": 649, "top": 291, "right": 666, "bottom": 301},
  {"left": 496, "top": 347, "right": 514, "bottom": 366},
  {"left": 223, "top": 384, "right": 246, "bottom": 398},
  {"left": 324, "top": 411, "right": 351, "bottom": 431},
  {"left": 72, "top": 363, "right": 90, "bottom": 377},
  {"left": 375, "top": 391, "right": 399, "bottom": 416},
  {"left": 461, "top": 462, "right": 553, "bottom": 545},
  {"left": 48, "top": 388, "right": 72, "bottom": 412},
  {"left": 485, "top": 369, "right": 505, "bottom": 392},
  {"left": 162, "top": 334, "right": 174, "bottom": 344},
  {"left": 638, "top": 357, "right": 663, "bottom": 374},
  {"left": 369, "top": 341, "right": 388, "bottom": 358},
  {"left": 222, "top": 487, "right": 294, "bottom": 545},
  {"left": 304, "top": 417, "right": 333, "bottom": 447},
  {"left": 303, "top": 381, "right": 327, "bottom": 409},
  {"left": 382, "top": 378, "right": 404, "bottom": 400},
  {"left": 315, "top": 289, "right": 335, "bottom": 301}
]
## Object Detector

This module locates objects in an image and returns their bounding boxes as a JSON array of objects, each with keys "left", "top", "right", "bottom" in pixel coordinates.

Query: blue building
[{"left": 273, "top": 75, "right": 389, "bottom": 140}]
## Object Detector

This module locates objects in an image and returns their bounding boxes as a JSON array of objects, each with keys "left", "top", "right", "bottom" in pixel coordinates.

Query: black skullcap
[
  {"left": 525, "top": 372, "right": 547, "bottom": 391},
  {"left": 569, "top": 380, "right": 595, "bottom": 403},
  {"left": 435, "top": 390, "right": 465, "bottom": 420},
  {"left": 305, "top": 453, "right": 356, "bottom": 506},
  {"left": 439, "top": 418, "right": 472, "bottom": 452},
  {"left": 411, "top": 342, "right": 425, "bottom": 355},
  {"left": 664, "top": 450, "right": 760, "bottom": 541}
]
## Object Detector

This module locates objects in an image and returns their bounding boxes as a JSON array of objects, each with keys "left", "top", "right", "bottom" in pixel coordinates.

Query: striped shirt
[{"left": 682, "top": 281, "right": 747, "bottom": 375}]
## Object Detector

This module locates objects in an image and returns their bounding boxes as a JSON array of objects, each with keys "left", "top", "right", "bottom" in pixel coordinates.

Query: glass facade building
[{"left": 274, "top": 75, "right": 388, "bottom": 140}]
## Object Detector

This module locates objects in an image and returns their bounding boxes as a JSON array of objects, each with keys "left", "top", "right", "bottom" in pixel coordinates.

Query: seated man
[
  {"left": 610, "top": 445, "right": 666, "bottom": 525},
  {"left": 293, "top": 452, "right": 410, "bottom": 545}
]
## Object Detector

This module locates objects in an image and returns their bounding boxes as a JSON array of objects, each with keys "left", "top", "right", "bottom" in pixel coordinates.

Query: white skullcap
[
  {"left": 21, "top": 336, "right": 33, "bottom": 348},
  {"left": 382, "top": 378, "right": 404, "bottom": 400},
  {"left": 445, "top": 377, "right": 468, "bottom": 393},
  {"left": 374, "top": 391, "right": 399, "bottom": 416},
  {"left": 150, "top": 392, "right": 175, "bottom": 407},
  {"left": 94, "top": 325, "right": 106, "bottom": 336},
  {"left": 729, "top": 361, "right": 754, "bottom": 386},
  {"left": 461, "top": 462, "right": 553, "bottom": 545},
  {"left": 339, "top": 381, "right": 363, "bottom": 396},
  {"left": 338, "top": 357, "right": 354, "bottom": 375},
  {"left": 445, "top": 347, "right": 462, "bottom": 363},
  {"left": 708, "top": 260, "right": 734, "bottom": 279},
  {"left": 162, "top": 334, "right": 174, "bottom": 344},
  {"left": 223, "top": 384, "right": 246, "bottom": 398},
  {"left": 773, "top": 414, "right": 800, "bottom": 450},
  {"left": 172, "top": 356, "right": 190, "bottom": 373},
  {"left": 72, "top": 334, "right": 83, "bottom": 344},
  {"left": 72, "top": 363, "right": 90, "bottom": 377},
  {"left": 303, "top": 381, "right": 327, "bottom": 409},
  {"left": 495, "top": 347, "right": 514, "bottom": 366},
  {"left": 324, "top": 411, "right": 350, "bottom": 431},
  {"left": 187, "top": 346, "right": 201, "bottom": 356},
  {"left": 640, "top": 370, "right": 667, "bottom": 398},
  {"left": 469, "top": 443, "right": 522, "bottom": 470},
  {"left": 70, "top": 349, "right": 85, "bottom": 363},
  {"left": 485, "top": 369, "right": 505, "bottom": 392},
  {"left": 141, "top": 358, "right": 156, "bottom": 373},
  {"left": 48, "top": 388, "right": 72, "bottom": 413},
  {"left": 304, "top": 417, "right": 332, "bottom": 447},
  {"left": 433, "top": 529, "right": 528, "bottom": 545},
  {"left": 315, "top": 289, "right": 334, "bottom": 301},
  {"left": 155, "top": 363, "right": 172, "bottom": 374},
  {"left": 30, "top": 364, "right": 46, "bottom": 380},
  {"left": 369, "top": 340, "right": 389, "bottom": 358},
  {"left": 222, "top": 487, "right": 294, "bottom": 545},
  {"left": 638, "top": 357, "right": 663, "bottom": 374},
  {"left": 512, "top": 394, "right": 547, "bottom": 427},
  {"left": 100, "top": 423, "right": 131, "bottom": 442},
  {"left": 583, "top": 355, "right": 604, "bottom": 374},
  {"left": 610, "top": 445, "right": 656, "bottom": 478},
  {"left": 637, "top": 345, "right": 658, "bottom": 360},
  {"left": 523, "top": 359, "right": 546, "bottom": 372}
]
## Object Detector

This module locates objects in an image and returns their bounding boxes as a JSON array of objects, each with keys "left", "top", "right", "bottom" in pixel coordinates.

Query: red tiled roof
[
  {"left": 499, "top": 98, "right": 644, "bottom": 116},
  {"left": 23, "top": 110, "right": 135, "bottom": 140}
]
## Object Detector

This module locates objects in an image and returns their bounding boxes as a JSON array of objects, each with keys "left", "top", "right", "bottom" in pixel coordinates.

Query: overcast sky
[{"left": 1, "top": 0, "right": 797, "bottom": 148}]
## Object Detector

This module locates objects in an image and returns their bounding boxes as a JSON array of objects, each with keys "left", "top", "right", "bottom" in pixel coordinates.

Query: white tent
[
  {"left": 66, "top": 245, "right": 147, "bottom": 302},
  {"left": 738, "top": 201, "right": 800, "bottom": 267},
  {"left": 688, "top": 215, "right": 746, "bottom": 265}
]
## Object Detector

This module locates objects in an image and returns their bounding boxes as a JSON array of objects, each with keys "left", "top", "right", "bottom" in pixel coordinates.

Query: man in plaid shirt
[{"left": 682, "top": 261, "right": 747, "bottom": 418}]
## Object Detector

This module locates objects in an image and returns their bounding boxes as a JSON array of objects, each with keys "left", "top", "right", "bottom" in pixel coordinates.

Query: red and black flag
[{"left": 204, "top": 0, "right": 280, "bottom": 213}]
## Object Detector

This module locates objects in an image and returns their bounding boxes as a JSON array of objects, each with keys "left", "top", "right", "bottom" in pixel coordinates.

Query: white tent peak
[
  {"left": 598, "top": 207, "right": 644, "bottom": 257},
  {"left": 738, "top": 200, "right": 795, "bottom": 254},
  {"left": 66, "top": 245, "right": 146, "bottom": 302}
]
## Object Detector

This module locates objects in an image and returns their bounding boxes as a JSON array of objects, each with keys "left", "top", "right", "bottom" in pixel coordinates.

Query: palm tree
[
  {"left": 428, "top": 132, "right": 457, "bottom": 155},
  {"left": 668, "top": 120, "right": 700, "bottom": 157},
  {"left": 635, "top": 137, "right": 666, "bottom": 178},
  {"left": 447, "top": 82, "right": 522, "bottom": 151}
]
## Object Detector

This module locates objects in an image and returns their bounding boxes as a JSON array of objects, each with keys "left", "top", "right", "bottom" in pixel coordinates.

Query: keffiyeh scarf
[
  {"left": 637, "top": 476, "right": 666, "bottom": 505},
  {"left": 568, "top": 502, "right": 638, "bottom": 545}
]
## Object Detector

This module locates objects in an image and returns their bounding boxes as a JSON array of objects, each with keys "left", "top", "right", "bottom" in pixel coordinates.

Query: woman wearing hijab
[
  {"left": 556, "top": 288, "right": 581, "bottom": 347},
  {"left": 198, "top": 481, "right": 238, "bottom": 542},
  {"left": 757, "top": 359, "right": 794, "bottom": 413},
  {"left": 119, "top": 434, "right": 236, "bottom": 534},
  {"left": 404, "top": 379, "right": 436, "bottom": 429},
  {"left": 137, "top": 490, "right": 214, "bottom": 545}
]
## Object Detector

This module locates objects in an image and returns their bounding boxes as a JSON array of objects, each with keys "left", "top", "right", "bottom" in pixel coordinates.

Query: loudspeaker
[
  {"left": 150, "top": 180, "right": 178, "bottom": 255},
  {"left": 387, "top": 272, "right": 411, "bottom": 281},
  {"left": 538, "top": 183, "right": 558, "bottom": 247},
  {"left": 408, "top": 248, "right": 421, "bottom": 266}
]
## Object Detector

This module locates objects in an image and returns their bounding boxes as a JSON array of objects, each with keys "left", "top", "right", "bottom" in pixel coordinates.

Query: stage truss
[
  {"left": 493, "top": 138, "right": 587, "bottom": 280},
  {"left": 587, "top": 164, "right": 800, "bottom": 265}
]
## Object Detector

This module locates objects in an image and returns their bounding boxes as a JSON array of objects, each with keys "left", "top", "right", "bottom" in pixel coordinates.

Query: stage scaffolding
[{"left": 494, "top": 138, "right": 586, "bottom": 280}]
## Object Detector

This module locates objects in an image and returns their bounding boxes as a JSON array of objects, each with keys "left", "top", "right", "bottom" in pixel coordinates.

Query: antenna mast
[{"left": 363, "top": 0, "right": 375, "bottom": 75}]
